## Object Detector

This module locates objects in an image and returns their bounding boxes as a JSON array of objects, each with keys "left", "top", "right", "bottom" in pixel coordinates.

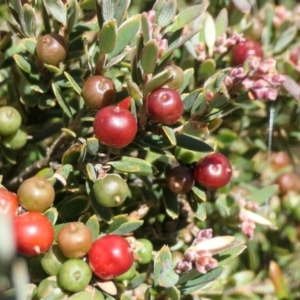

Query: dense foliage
[{"left": 1, "top": 0, "right": 300, "bottom": 299}]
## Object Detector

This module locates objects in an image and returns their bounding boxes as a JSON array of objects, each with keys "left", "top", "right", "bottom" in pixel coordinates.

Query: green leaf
[
  {"left": 108, "top": 156, "right": 157, "bottom": 176},
  {"left": 250, "top": 185, "right": 278, "bottom": 205},
  {"left": 273, "top": 26, "right": 297, "bottom": 54},
  {"left": 232, "top": 0, "right": 251, "bottom": 13},
  {"left": 180, "top": 68, "right": 194, "bottom": 93},
  {"left": 176, "top": 134, "right": 214, "bottom": 152},
  {"left": 101, "top": 0, "right": 115, "bottom": 22},
  {"left": 179, "top": 267, "right": 223, "bottom": 295},
  {"left": 216, "top": 241, "right": 247, "bottom": 267},
  {"left": 162, "top": 126, "right": 177, "bottom": 146},
  {"left": 204, "top": 13, "right": 216, "bottom": 56},
  {"left": 67, "top": 0, "right": 80, "bottom": 32},
  {"left": 111, "top": 220, "right": 144, "bottom": 235},
  {"left": 127, "top": 80, "right": 143, "bottom": 107},
  {"left": 127, "top": 273, "right": 147, "bottom": 290},
  {"left": 156, "top": 0, "right": 177, "bottom": 28},
  {"left": 85, "top": 214, "right": 100, "bottom": 241},
  {"left": 44, "top": 0, "right": 67, "bottom": 25},
  {"left": 58, "top": 195, "right": 91, "bottom": 220},
  {"left": 141, "top": 12, "right": 151, "bottom": 44},
  {"left": 108, "top": 14, "right": 141, "bottom": 57},
  {"left": 44, "top": 207, "right": 58, "bottom": 225},
  {"left": 162, "top": 188, "right": 179, "bottom": 219},
  {"left": 106, "top": 215, "right": 128, "bottom": 233},
  {"left": 143, "top": 68, "right": 173, "bottom": 97},
  {"left": 21, "top": 4, "right": 36, "bottom": 37},
  {"left": 22, "top": 38, "right": 37, "bottom": 54},
  {"left": 215, "top": 8, "right": 228, "bottom": 37},
  {"left": 64, "top": 71, "right": 82, "bottom": 95},
  {"left": 113, "top": 0, "right": 130, "bottom": 26},
  {"left": 198, "top": 59, "right": 216, "bottom": 79},
  {"left": 154, "top": 245, "right": 179, "bottom": 287},
  {"left": 183, "top": 89, "right": 201, "bottom": 111},
  {"left": 142, "top": 133, "right": 174, "bottom": 151},
  {"left": 13, "top": 54, "right": 39, "bottom": 74},
  {"left": 190, "top": 200, "right": 206, "bottom": 221},
  {"left": 165, "top": 286, "right": 181, "bottom": 300},
  {"left": 141, "top": 40, "right": 159, "bottom": 74},
  {"left": 165, "top": 2, "right": 208, "bottom": 33},
  {"left": 52, "top": 82, "right": 72, "bottom": 118},
  {"left": 99, "top": 19, "right": 118, "bottom": 54}
]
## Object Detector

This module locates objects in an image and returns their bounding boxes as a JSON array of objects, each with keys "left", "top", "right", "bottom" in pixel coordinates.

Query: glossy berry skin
[
  {"left": 36, "top": 33, "right": 67, "bottom": 66},
  {"left": 0, "top": 188, "right": 19, "bottom": 218},
  {"left": 167, "top": 166, "right": 194, "bottom": 194},
  {"left": 0, "top": 106, "right": 22, "bottom": 136},
  {"left": 14, "top": 212, "right": 54, "bottom": 256},
  {"left": 82, "top": 75, "right": 116, "bottom": 110},
  {"left": 230, "top": 40, "right": 263, "bottom": 66},
  {"left": 193, "top": 153, "right": 232, "bottom": 189},
  {"left": 88, "top": 234, "right": 134, "bottom": 280},
  {"left": 17, "top": 176, "right": 55, "bottom": 213},
  {"left": 147, "top": 88, "right": 183, "bottom": 125},
  {"left": 117, "top": 96, "right": 131, "bottom": 110},
  {"left": 93, "top": 106, "right": 137, "bottom": 148}
]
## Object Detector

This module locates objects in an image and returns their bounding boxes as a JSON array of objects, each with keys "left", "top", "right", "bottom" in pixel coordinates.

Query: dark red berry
[
  {"left": 193, "top": 153, "right": 232, "bottom": 189},
  {"left": 82, "top": 75, "right": 116, "bottom": 109},
  {"left": 147, "top": 88, "right": 183, "bottom": 125},
  {"left": 275, "top": 172, "right": 300, "bottom": 195},
  {"left": 167, "top": 166, "right": 194, "bottom": 194},
  {"left": 93, "top": 106, "right": 137, "bottom": 148},
  {"left": 231, "top": 39, "right": 263, "bottom": 66}
]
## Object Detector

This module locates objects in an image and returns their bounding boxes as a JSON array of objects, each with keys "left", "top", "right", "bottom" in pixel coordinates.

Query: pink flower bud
[
  {"left": 241, "top": 78, "right": 255, "bottom": 89},
  {"left": 257, "top": 59, "right": 276, "bottom": 74},
  {"left": 147, "top": 10, "right": 156, "bottom": 24}
]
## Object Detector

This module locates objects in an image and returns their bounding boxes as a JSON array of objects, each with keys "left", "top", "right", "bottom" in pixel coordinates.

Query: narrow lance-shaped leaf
[
  {"left": 163, "top": 187, "right": 179, "bottom": 219},
  {"left": 52, "top": 82, "right": 72, "bottom": 118},
  {"left": 273, "top": 26, "right": 297, "bottom": 54},
  {"left": 215, "top": 8, "right": 228, "bottom": 37},
  {"left": 107, "top": 156, "right": 157, "bottom": 176},
  {"left": 113, "top": 0, "right": 131, "bottom": 26},
  {"left": 67, "top": 0, "right": 80, "bottom": 33},
  {"left": 156, "top": 0, "right": 177, "bottom": 28},
  {"left": 99, "top": 19, "right": 117, "bottom": 54},
  {"left": 108, "top": 14, "right": 141, "bottom": 57},
  {"left": 204, "top": 13, "right": 216, "bottom": 57},
  {"left": 141, "top": 39, "right": 159, "bottom": 75},
  {"left": 64, "top": 71, "right": 82, "bottom": 95},
  {"left": 21, "top": 4, "right": 36, "bottom": 37},
  {"left": 141, "top": 12, "right": 152, "bottom": 43},
  {"left": 164, "top": 1, "right": 209, "bottom": 33},
  {"left": 13, "top": 54, "right": 39, "bottom": 74},
  {"left": 44, "top": 0, "right": 67, "bottom": 26}
]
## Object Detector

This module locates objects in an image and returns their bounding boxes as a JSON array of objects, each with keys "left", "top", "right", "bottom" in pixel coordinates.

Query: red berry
[
  {"left": 93, "top": 106, "right": 137, "bottom": 148},
  {"left": 88, "top": 234, "right": 134, "bottom": 280},
  {"left": 193, "top": 153, "right": 232, "bottom": 189},
  {"left": 230, "top": 40, "right": 263, "bottom": 66},
  {"left": 14, "top": 212, "right": 54, "bottom": 256},
  {"left": 275, "top": 172, "right": 300, "bottom": 195},
  {"left": 147, "top": 88, "right": 183, "bottom": 125},
  {"left": 117, "top": 96, "right": 131, "bottom": 110},
  {"left": 0, "top": 188, "right": 19, "bottom": 218}
]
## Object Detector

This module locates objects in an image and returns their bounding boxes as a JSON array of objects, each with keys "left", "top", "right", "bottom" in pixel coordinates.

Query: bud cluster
[
  {"left": 238, "top": 201, "right": 259, "bottom": 240},
  {"left": 225, "top": 57, "right": 286, "bottom": 101},
  {"left": 175, "top": 229, "right": 218, "bottom": 274}
]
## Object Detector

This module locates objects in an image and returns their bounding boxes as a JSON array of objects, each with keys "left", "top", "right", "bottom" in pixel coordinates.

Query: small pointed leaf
[
  {"left": 13, "top": 54, "right": 38, "bottom": 74},
  {"left": 162, "top": 126, "right": 176, "bottom": 146},
  {"left": 165, "top": 2, "right": 208, "bottom": 33},
  {"left": 163, "top": 187, "right": 179, "bottom": 219},
  {"left": 21, "top": 4, "right": 36, "bottom": 37},
  {"left": 85, "top": 214, "right": 100, "bottom": 241},
  {"left": 44, "top": 207, "right": 58, "bottom": 225},
  {"left": 154, "top": 245, "right": 179, "bottom": 287},
  {"left": 64, "top": 71, "right": 82, "bottom": 95},
  {"left": 52, "top": 82, "right": 72, "bottom": 118},
  {"left": 141, "top": 40, "right": 159, "bottom": 74},
  {"left": 22, "top": 38, "right": 37, "bottom": 54},
  {"left": 99, "top": 19, "right": 118, "bottom": 54},
  {"left": 108, "top": 156, "right": 157, "bottom": 176},
  {"left": 44, "top": 0, "right": 67, "bottom": 25},
  {"left": 176, "top": 134, "right": 213, "bottom": 152},
  {"left": 108, "top": 14, "right": 141, "bottom": 57}
]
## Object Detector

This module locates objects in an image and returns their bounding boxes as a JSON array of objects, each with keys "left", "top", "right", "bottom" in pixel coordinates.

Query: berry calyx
[
  {"left": 147, "top": 88, "right": 184, "bottom": 125},
  {"left": 88, "top": 234, "right": 134, "bottom": 280},
  {"left": 82, "top": 75, "right": 116, "bottom": 109},
  {"left": 230, "top": 39, "right": 263, "bottom": 66},
  {"left": 36, "top": 33, "right": 67, "bottom": 66},
  {"left": 93, "top": 105, "right": 137, "bottom": 148},
  {"left": 167, "top": 165, "right": 194, "bottom": 194},
  {"left": 193, "top": 153, "right": 232, "bottom": 189}
]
